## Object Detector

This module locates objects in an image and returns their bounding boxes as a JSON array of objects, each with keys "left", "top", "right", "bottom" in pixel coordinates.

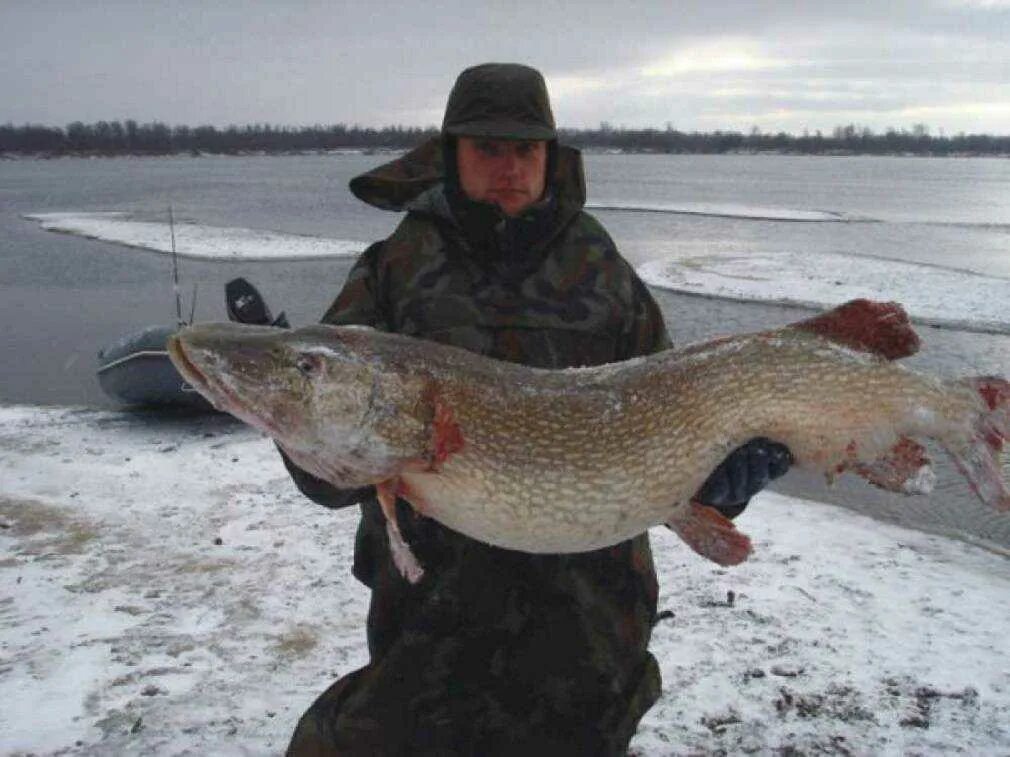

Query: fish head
[{"left": 168, "top": 323, "right": 432, "bottom": 487}]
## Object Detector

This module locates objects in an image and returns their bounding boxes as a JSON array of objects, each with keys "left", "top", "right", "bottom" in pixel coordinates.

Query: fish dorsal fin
[{"left": 790, "top": 299, "right": 920, "bottom": 360}]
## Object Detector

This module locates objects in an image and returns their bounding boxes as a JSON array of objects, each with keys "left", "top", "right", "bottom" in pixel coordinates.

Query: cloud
[
  {"left": 641, "top": 38, "right": 788, "bottom": 77},
  {"left": 937, "top": 0, "right": 1010, "bottom": 7},
  {"left": 1, "top": 1, "right": 1009, "bottom": 133},
  {"left": 545, "top": 74, "right": 612, "bottom": 99}
]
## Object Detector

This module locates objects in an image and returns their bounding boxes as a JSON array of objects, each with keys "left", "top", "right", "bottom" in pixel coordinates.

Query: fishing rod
[{"left": 169, "top": 204, "right": 184, "bottom": 328}]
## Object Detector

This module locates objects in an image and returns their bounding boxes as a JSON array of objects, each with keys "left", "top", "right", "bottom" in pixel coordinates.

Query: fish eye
[{"left": 296, "top": 353, "right": 321, "bottom": 377}]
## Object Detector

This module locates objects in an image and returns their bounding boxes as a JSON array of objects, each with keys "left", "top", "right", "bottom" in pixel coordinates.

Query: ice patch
[
  {"left": 23, "top": 212, "right": 366, "bottom": 261},
  {"left": 587, "top": 200, "right": 849, "bottom": 222},
  {"left": 639, "top": 251, "right": 1010, "bottom": 335}
]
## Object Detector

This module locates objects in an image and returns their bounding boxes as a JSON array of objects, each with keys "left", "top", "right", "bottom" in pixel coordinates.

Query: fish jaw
[
  {"left": 168, "top": 323, "right": 318, "bottom": 433},
  {"left": 167, "top": 325, "right": 284, "bottom": 432}
]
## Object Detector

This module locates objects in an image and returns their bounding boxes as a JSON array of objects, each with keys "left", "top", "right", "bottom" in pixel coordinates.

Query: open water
[{"left": 3, "top": 152, "right": 1010, "bottom": 548}]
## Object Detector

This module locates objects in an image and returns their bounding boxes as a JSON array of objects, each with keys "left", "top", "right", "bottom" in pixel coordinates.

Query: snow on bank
[
  {"left": 587, "top": 200, "right": 849, "bottom": 223},
  {"left": 2, "top": 405, "right": 1009, "bottom": 755},
  {"left": 639, "top": 251, "right": 1010, "bottom": 335},
  {"left": 23, "top": 212, "right": 365, "bottom": 261}
]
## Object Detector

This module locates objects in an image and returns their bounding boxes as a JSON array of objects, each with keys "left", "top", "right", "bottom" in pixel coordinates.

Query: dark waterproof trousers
[{"left": 285, "top": 520, "right": 661, "bottom": 757}]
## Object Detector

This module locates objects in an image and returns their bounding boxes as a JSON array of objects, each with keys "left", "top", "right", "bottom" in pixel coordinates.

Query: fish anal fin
[
  {"left": 974, "top": 375, "right": 1010, "bottom": 414},
  {"left": 791, "top": 299, "right": 920, "bottom": 360},
  {"left": 376, "top": 479, "right": 425, "bottom": 583},
  {"left": 667, "top": 501, "right": 753, "bottom": 566},
  {"left": 948, "top": 376, "right": 1010, "bottom": 512},
  {"left": 852, "top": 436, "right": 936, "bottom": 495}
]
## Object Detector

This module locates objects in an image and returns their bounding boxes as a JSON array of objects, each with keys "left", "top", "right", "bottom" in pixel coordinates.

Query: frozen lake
[{"left": 4, "top": 151, "right": 1010, "bottom": 405}]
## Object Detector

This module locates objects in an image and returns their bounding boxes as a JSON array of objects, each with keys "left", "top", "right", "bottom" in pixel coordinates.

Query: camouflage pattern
[{"left": 286, "top": 139, "right": 671, "bottom": 756}]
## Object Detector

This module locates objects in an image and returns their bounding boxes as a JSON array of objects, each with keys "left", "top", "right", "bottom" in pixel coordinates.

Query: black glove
[{"left": 696, "top": 437, "right": 793, "bottom": 518}]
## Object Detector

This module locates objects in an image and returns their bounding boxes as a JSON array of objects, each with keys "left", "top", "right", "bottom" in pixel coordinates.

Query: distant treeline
[
  {"left": 3, "top": 120, "right": 1010, "bottom": 157},
  {"left": 0, "top": 121, "right": 439, "bottom": 155}
]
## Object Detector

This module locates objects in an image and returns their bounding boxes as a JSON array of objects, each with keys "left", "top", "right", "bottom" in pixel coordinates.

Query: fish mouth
[
  {"left": 167, "top": 335, "right": 204, "bottom": 389},
  {"left": 167, "top": 335, "right": 244, "bottom": 417},
  {"left": 167, "top": 332, "right": 288, "bottom": 440}
]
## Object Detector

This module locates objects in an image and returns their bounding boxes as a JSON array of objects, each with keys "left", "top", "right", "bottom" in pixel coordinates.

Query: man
[{"left": 282, "top": 63, "right": 790, "bottom": 755}]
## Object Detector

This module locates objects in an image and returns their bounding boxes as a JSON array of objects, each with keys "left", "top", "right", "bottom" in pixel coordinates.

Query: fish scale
[
  {"left": 405, "top": 335, "right": 941, "bottom": 548},
  {"left": 168, "top": 299, "right": 1010, "bottom": 584}
]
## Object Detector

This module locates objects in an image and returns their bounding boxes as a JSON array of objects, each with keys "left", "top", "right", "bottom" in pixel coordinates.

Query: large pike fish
[{"left": 168, "top": 300, "right": 1009, "bottom": 583}]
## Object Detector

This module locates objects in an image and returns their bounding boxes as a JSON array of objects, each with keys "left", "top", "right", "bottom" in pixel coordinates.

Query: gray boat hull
[{"left": 97, "top": 325, "right": 215, "bottom": 410}]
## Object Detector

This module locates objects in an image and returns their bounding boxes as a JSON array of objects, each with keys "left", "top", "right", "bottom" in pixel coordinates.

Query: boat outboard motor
[{"left": 225, "top": 278, "right": 289, "bottom": 328}]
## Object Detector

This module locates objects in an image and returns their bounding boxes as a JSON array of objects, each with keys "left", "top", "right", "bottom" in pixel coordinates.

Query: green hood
[{"left": 348, "top": 137, "right": 587, "bottom": 219}]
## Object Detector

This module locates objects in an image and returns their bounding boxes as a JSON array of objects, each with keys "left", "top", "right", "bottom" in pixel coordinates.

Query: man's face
[{"left": 456, "top": 137, "right": 548, "bottom": 217}]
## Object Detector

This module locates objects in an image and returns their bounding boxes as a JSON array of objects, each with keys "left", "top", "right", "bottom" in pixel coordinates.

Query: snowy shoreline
[
  {"left": 587, "top": 200, "right": 850, "bottom": 223},
  {"left": 639, "top": 252, "right": 1010, "bottom": 336},
  {"left": 23, "top": 212, "right": 366, "bottom": 262},
  {"left": 2, "top": 404, "right": 1009, "bottom": 754}
]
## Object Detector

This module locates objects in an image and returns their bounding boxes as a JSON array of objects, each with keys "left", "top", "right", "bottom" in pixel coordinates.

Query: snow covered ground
[
  {"left": 2, "top": 406, "right": 1009, "bottom": 755},
  {"left": 23, "top": 213, "right": 365, "bottom": 261},
  {"left": 639, "top": 251, "right": 1010, "bottom": 335}
]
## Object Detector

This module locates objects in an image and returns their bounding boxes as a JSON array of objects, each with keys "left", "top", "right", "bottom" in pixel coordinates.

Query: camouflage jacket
[{"left": 285, "top": 138, "right": 671, "bottom": 751}]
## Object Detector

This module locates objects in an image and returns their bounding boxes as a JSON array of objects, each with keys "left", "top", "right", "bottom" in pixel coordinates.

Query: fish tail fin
[
  {"left": 791, "top": 299, "right": 920, "bottom": 360},
  {"left": 667, "top": 501, "right": 753, "bottom": 566},
  {"left": 946, "top": 376, "right": 1010, "bottom": 512}
]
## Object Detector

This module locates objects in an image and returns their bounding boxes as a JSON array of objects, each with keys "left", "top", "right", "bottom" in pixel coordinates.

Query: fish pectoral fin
[
  {"left": 666, "top": 501, "right": 753, "bottom": 566},
  {"left": 376, "top": 479, "right": 425, "bottom": 584}
]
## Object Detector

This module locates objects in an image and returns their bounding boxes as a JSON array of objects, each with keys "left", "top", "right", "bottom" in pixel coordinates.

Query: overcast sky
[{"left": 3, "top": 1, "right": 1009, "bottom": 135}]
